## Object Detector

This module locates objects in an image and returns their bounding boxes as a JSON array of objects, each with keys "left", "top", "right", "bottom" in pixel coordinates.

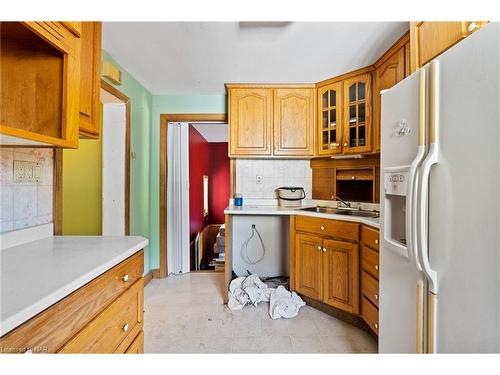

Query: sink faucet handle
[{"left": 335, "top": 196, "right": 351, "bottom": 208}]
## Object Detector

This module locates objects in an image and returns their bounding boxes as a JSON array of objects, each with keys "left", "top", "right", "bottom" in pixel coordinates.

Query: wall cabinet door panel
[
  {"left": 295, "top": 233, "right": 324, "bottom": 300},
  {"left": 410, "top": 21, "right": 487, "bottom": 73},
  {"left": 317, "top": 83, "right": 343, "bottom": 156},
  {"left": 79, "top": 22, "right": 102, "bottom": 137},
  {"left": 273, "top": 88, "right": 315, "bottom": 156},
  {"left": 229, "top": 88, "right": 273, "bottom": 156},
  {"left": 323, "top": 239, "right": 359, "bottom": 314},
  {"left": 342, "top": 73, "right": 372, "bottom": 154},
  {"left": 373, "top": 43, "right": 406, "bottom": 152}
]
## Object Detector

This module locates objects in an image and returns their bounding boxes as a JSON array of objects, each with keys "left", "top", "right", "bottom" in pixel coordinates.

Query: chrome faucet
[{"left": 335, "top": 196, "right": 352, "bottom": 209}]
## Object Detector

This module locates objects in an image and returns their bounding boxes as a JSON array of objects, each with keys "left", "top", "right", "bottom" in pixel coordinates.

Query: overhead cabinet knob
[{"left": 121, "top": 274, "right": 129, "bottom": 282}]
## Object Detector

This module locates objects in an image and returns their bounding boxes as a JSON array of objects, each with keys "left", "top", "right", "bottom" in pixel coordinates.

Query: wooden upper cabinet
[
  {"left": 342, "top": 73, "right": 372, "bottom": 154},
  {"left": 228, "top": 85, "right": 316, "bottom": 158},
  {"left": 373, "top": 33, "right": 409, "bottom": 152},
  {"left": 410, "top": 21, "right": 487, "bottom": 73},
  {"left": 273, "top": 87, "right": 315, "bottom": 156},
  {"left": 295, "top": 233, "right": 324, "bottom": 300},
  {"left": 323, "top": 239, "right": 359, "bottom": 314},
  {"left": 229, "top": 87, "right": 273, "bottom": 156},
  {"left": 0, "top": 21, "right": 81, "bottom": 148},
  {"left": 317, "top": 82, "right": 343, "bottom": 156},
  {"left": 79, "top": 22, "right": 102, "bottom": 137}
]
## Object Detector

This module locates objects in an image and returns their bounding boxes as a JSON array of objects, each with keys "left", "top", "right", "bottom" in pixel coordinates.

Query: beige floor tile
[
  {"left": 231, "top": 337, "right": 261, "bottom": 353},
  {"left": 260, "top": 336, "right": 293, "bottom": 353},
  {"left": 287, "top": 318, "right": 319, "bottom": 337},
  {"left": 291, "top": 336, "right": 325, "bottom": 353},
  {"left": 320, "top": 336, "right": 357, "bottom": 353}
]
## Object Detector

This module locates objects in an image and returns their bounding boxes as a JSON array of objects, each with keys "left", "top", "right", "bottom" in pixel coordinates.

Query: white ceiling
[
  {"left": 102, "top": 22, "right": 409, "bottom": 95},
  {"left": 191, "top": 123, "right": 228, "bottom": 143}
]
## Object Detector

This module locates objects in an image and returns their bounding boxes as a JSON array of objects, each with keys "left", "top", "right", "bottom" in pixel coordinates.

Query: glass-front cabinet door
[
  {"left": 317, "top": 82, "right": 343, "bottom": 155},
  {"left": 342, "top": 73, "right": 372, "bottom": 154}
]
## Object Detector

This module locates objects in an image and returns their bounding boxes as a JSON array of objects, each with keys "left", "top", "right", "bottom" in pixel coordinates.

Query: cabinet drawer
[
  {"left": 362, "top": 296, "right": 379, "bottom": 334},
  {"left": 0, "top": 250, "right": 144, "bottom": 353},
  {"left": 125, "top": 330, "right": 144, "bottom": 354},
  {"left": 362, "top": 271, "right": 379, "bottom": 308},
  {"left": 296, "top": 216, "right": 359, "bottom": 241},
  {"left": 60, "top": 278, "right": 144, "bottom": 353},
  {"left": 362, "top": 225, "right": 379, "bottom": 251},
  {"left": 362, "top": 246, "right": 379, "bottom": 280}
]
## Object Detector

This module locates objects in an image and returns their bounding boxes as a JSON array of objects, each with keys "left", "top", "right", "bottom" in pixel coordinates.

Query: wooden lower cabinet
[
  {"left": 295, "top": 233, "right": 323, "bottom": 300},
  {"left": 125, "top": 330, "right": 144, "bottom": 354},
  {"left": 59, "top": 279, "right": 143, "bottom": 353},
  {"left": 0, "top": 251, "right": 145, "bottom": 354},
  {"left": 294, "top": 218, "right": 360, "bottom": 315},
  {"left": 361, "top": 225, "right": 380, "bottom": 335},
  {"left": 323, "top": 239, "right": 359, "bottom": 314}
]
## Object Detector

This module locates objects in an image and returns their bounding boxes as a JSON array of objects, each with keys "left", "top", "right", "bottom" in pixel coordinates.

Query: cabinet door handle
[
  {"left": 375, "top": 239, "right": 379, "bottom": 245},
  {"left": 374, "top": 294, "right": 379, "bottom": 300},
  {"left": 121, "top": 274, "right": 129, "bottom": 282},
  {"left": 375, "top": 323, "right": 379, "bottom": 329},
  {"left": 122, "top": 323, "right": 129, "bottom": 332},
  {"left": 374, "top": 265, "right": 379, "bottom": 271},
  {"left": 351, "top": 176, "right": 356, "bottom": 180},
  {"left": 323, "top": 248, "right": 327, "bottom": 252},
  {"left": 317, "top": 246, "right": 322, "bottom": 251},
  {"left": 344, "top": 142, "right": 348, "bottom": 147},
  {"left": 320, "top": 226, "right": 325, "bottom": 231}
]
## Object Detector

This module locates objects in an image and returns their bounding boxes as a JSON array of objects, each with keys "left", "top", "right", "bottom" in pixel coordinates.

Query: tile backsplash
[
  {"left": 235, "top": 159, "right": 312, "bottom": 199},
  {"left": 0, "top": 148, "right": 53, "bottom": 233}
]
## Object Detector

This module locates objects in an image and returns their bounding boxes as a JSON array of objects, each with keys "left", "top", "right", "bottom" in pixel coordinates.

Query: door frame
[
  {"left": 159, "top": 113, "right": 231, "bottom": 278},
  {"left": 100, "top": 79, "right": 131, "bottom": 235}
]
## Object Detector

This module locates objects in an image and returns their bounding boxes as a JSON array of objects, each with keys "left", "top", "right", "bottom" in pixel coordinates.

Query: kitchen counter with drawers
[{"left": 0, "top": 235, "right": 148, "bottom": 353}]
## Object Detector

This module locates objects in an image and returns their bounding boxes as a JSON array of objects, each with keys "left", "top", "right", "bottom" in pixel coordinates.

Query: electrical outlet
[
  {"left": 13, "top": 160, "right": 41, "bottom": 183},
  {"left": 256, "top": 175, "right": 263, "bottom": 184}
]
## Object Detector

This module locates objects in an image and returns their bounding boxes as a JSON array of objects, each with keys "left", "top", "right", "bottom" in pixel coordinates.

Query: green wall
[
  {"left": 148, "top": 95, "right": 227, "bottom": 270},
  {"left": 100, "top": 50, "right": 154, "bottom": 274}
]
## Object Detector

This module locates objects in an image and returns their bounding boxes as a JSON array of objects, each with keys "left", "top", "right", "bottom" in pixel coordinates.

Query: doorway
[
  {"left": 100, "top": 80, "right": 131, "bottom": 235},
  {"left": 159, "top": 114, "right": 232, "bottom": 278}
]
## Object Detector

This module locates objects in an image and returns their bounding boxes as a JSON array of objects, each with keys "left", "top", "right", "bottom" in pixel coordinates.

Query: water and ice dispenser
[{"left": 383, "top": 166, "right": 409, "bottom": 248}]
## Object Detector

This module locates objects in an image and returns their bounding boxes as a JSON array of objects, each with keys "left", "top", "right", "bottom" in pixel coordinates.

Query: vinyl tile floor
[{"left": 143, "top": 272, "right": 378, "bottom": 353}]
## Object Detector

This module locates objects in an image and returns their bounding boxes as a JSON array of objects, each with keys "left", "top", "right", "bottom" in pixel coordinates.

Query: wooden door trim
[
  {"left": 159, "top": 113, "right": 229, "bottom": 279},
  {"left": 100, "top": 79, "right": 131, "bottom": 235}
]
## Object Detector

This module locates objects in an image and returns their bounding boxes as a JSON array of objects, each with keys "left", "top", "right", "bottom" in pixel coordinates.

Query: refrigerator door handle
[
  {"left": 406, "top": 69, "right": 428, "bottom": 271},
  {"left": 416, "top": 61, "right": 439, "bottom": 295},
  {"left": 416, "top": 60, "right": 440, "bottom": 353}
]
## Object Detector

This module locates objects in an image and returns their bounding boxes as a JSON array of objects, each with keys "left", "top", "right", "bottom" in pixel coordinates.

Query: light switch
[{"left": 256, "top": 175, "right": 263, "bottom": 184}]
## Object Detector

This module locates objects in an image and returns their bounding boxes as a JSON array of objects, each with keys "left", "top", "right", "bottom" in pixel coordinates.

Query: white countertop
[
  {"left": 224, "top": 205, "right": 379, "bottom": 228},
  {"left": 0, "top": 235, "right": 148, "bottom": 336}
]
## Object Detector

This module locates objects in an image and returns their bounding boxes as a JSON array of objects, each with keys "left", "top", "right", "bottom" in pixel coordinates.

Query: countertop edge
[
  {"left": 223, "top": 207, "right": 379, "bottom": 228},
  {"left": 0, "top": 238, "right": 148, "bottom": 336}
]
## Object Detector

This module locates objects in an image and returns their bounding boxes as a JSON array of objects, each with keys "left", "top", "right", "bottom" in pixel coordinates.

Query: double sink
[{"left": 299, "top": 206, "right": 380, "bottom": 218}]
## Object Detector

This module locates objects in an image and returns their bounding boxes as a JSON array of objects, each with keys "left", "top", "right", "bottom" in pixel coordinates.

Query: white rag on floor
[{"left": 227, "top": 274, "right": 306, "bottom": 319}]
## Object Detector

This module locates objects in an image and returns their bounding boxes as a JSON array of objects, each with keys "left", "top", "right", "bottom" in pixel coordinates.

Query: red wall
[
  {"left": 188, "top": 126, "right": 209, "bottom": 238},
  {"left": 208, "top": 142, "right": 230, "bottom": 224},
  {"left": 188, "top": 126, "right": 229, "bottom": 239}
]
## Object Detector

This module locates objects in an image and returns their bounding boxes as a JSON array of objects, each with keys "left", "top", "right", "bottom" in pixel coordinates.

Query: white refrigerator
[{"left": 379, "top": 23, "right": 500, "bottom": 353}]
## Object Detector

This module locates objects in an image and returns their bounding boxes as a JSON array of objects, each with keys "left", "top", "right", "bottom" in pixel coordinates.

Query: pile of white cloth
[{"left": 228, "top": 274, "right": 306, "bottom": 319}]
